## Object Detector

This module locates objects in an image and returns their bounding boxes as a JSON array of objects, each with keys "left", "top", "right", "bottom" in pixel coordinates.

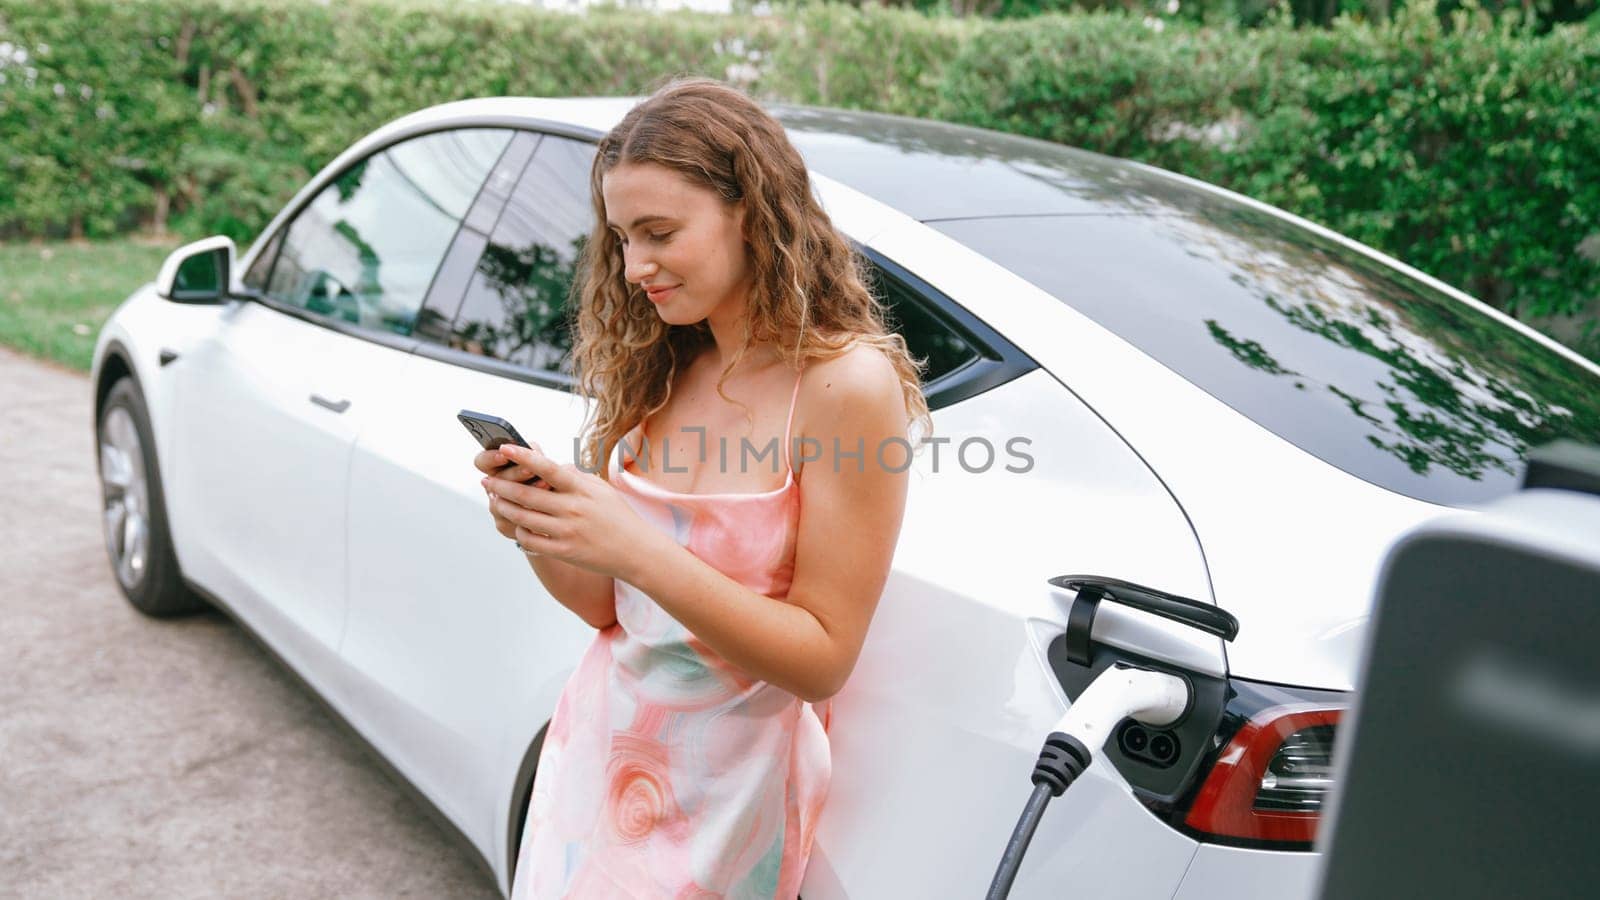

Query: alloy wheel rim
[{"left": 100, "top": 406, "right": 150, "bottom": 590}]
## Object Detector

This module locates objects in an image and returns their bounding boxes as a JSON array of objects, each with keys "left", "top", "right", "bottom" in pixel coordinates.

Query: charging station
[{"left": 1315, "top": 440, "right": 1600, "bottom": 898}]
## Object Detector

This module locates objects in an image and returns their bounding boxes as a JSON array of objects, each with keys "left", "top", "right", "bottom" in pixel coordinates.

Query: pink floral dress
[{"left": 511, "top": 367, "right": 831, "bottom": 899}]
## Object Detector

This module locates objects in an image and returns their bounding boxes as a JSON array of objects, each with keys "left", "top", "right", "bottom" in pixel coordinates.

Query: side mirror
[{"left": 156, "top": 236, "right": 238, "bottom": 304}]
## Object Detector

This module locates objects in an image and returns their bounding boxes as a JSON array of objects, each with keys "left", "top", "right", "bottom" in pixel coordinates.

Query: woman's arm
[
  {"left": 623, "top": 346, "right": 910, "bottom": 702},
  {"left": 524, "top": 552, "right": 618, "bottom": 630}
]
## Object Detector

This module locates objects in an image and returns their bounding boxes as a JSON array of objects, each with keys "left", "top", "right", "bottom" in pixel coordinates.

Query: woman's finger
[
  {"left": 498, "top": 444, "right": 576, "bottom": 492},
  {"left": 473, "top": 448, "right": 508, "bottom": 475},
  {"left": 513, "top": 525, "right": 556, "bottom": 557},
  {"left": 488, "top": 463, "right": 548, "bottom": 487},
  {"left": 483, "top": 475, "right": 566, "bottom": 514},
  {"left": 490, "top": 508, "right": 516, "bottom": 539},
  {"left": 484, "top": 487, "right": 518, "bottom": 533},
  {"left": 491, "top": 495, "right": 564, "bottom": 537}
]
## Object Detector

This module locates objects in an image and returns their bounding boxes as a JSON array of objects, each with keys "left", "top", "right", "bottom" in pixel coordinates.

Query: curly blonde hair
[{"left": 570, "top": 76, "right": 934, "bottom": 480}]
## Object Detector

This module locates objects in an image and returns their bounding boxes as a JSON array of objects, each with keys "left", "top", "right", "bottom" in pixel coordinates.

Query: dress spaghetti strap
[{"left": 783, "top": 365, "right": 804, "bottom": 478}]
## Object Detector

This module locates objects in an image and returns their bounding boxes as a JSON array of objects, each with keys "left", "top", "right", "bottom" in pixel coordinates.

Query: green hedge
[
  {"left": 934, "top": 6, "right": 1600, "bottom": 325},
  {"left": 2, "top": 0, "right": 1596, "bottom": 338}
]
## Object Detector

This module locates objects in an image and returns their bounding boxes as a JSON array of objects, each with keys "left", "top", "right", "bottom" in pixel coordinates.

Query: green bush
[{"left": 1, "top": 0, "right": 1595, "bottom": 336}]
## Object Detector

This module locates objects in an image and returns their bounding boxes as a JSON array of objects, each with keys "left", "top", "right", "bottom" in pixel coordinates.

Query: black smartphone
[{"left": 458, "top": 408, "right": 546, "bottom": 488}]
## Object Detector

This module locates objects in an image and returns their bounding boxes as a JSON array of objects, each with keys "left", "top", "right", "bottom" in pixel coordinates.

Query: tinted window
[
  {"left": 414, "top": 132, "right": 541, "bottom": 345},
  {"left": 265, "top": 128, "right": 512, "bottom": 335},
  {"left": 443, "top": 134, "right": 592, "bottom": 376},
  {"left": 866, "top": 265, "right": 980, "bottom": 384},
  {"left": 933, "top": 210, "right": 1600, "bottom": 506}
]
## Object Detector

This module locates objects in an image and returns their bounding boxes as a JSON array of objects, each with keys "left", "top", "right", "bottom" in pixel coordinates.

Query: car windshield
[{"left": 932, "top": 208, "right": 1600, "bottom": 506}]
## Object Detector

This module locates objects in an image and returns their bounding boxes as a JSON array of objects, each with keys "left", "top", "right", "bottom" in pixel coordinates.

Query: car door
[
  {"left": 167, "top": 128, "right": 513, "bottom": 664},
  {"left": 339, "top": 133, "right": 601, "bottom": 848}
]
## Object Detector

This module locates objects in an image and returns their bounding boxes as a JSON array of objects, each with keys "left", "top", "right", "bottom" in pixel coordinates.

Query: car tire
[{"left": 97, "top": 376, "right": 206, "bottom": 617}]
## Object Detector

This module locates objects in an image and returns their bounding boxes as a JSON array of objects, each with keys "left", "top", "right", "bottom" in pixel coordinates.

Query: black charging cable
[
  {"left": 985, "top": 732, "right": 1093, "bottom": 900},
  {"left": 983, "top": 665, "right": 1189, "bottom": 899}
]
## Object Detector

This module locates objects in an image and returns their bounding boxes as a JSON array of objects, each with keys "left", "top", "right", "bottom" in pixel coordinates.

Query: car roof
[
  {"left": 768, "top": 103, "right": 1238, "bottom": 222},
  {"left": 382, "top": 95, "right": 1235, "bottom": 223}
]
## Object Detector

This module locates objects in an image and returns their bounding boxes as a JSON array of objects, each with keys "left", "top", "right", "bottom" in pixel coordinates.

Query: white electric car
[{"left": 91, "top": 97, "right": 1600, "bottom": 898}]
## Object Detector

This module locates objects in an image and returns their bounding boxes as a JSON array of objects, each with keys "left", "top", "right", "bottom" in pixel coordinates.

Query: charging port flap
[{"left": 1047, "top": 575, "right": 1234, "bottom": 807}]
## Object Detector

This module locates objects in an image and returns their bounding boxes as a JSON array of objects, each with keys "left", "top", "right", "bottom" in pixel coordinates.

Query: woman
[{"left": 475, "top": 76, "right": 932, "bottom": 899}]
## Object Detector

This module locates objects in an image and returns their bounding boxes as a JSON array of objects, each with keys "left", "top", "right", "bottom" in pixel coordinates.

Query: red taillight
[{"left": 1184, "top": 705, "right": 1343, "bottom": 845}]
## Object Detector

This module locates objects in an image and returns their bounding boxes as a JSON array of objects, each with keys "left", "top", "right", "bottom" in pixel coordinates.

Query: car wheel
[{"left": 98, "top": 376, "right": 205, "bottom": 617}]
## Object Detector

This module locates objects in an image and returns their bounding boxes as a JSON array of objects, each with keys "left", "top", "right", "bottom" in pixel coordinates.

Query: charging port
[
  {"left": 1049, "top": 637, "right": 1225, "bottom": 805},
  {"left": 1117, "top": 721, "right": 1182, "bottom": 769}
]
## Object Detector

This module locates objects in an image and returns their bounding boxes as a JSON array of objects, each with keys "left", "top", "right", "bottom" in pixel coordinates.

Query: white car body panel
[
  {"left": 168, "top": 300, "right": 410, "bottom": 651},
  {"left": 1172, "top": 843, "right": 1321, "bottom": 899},
  {"left": 867, "top": 219, "right": 1445, "bottom": 690},
  {"left": 340, "top": 350, "right": 599, "bottom": 853},
  {"left": 92, "top": 285, "right": 219, "bottom": 491}
]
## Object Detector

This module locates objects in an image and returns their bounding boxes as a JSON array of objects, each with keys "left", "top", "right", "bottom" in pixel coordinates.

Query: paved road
[{"left": 0, "top": 345, "right": 501, "bottom": 898}]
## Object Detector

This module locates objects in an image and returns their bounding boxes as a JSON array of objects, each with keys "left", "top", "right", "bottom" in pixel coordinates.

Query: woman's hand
[
  {"left": 474, "top": 443, "right": 551, "bottom": 544},
  {"left": 478, "top": 443, "right": 666, "bottom": 581}
]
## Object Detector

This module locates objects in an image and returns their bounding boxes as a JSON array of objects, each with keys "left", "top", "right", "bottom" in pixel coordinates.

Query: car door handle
[{"left": 309, "top": 394, "right": 351, "bottom": 414}]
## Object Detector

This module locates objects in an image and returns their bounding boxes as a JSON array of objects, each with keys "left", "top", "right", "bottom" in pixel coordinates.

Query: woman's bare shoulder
[
  {"left": 804, "top": 341, "right": 899, "bottom": 397},
  {"left": 796, "top": 341, "right": 905, "bottom": 444}
]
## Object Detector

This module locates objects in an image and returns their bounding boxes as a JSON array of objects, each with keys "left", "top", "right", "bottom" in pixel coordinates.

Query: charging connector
[{"left": 985, "top": 665, "right": 1192, "bottom": 900}]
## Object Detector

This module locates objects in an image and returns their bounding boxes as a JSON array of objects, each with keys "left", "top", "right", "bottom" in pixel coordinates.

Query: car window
[
  {"left": 931, "top": 210, "right": 1600, "bottom": 506},
  {"left": 263, "top": 128, "right": 513, "bottom": 336},
  {"left": 867, "top": 264, "right": 981, "bottom": 384},
  {"left": 403, "top": 131, "right": 997, "bottom": 397},
  {"left": 434, "top": 134, "right": 592, "bottom": 377},
  {"left": 414, "top": 131, "right": 542, "bottom": 345}
]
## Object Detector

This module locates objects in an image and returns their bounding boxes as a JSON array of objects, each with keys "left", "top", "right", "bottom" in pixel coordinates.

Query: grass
[{"left": 0, "top": 237, "right": 182, "bottom": 372}]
